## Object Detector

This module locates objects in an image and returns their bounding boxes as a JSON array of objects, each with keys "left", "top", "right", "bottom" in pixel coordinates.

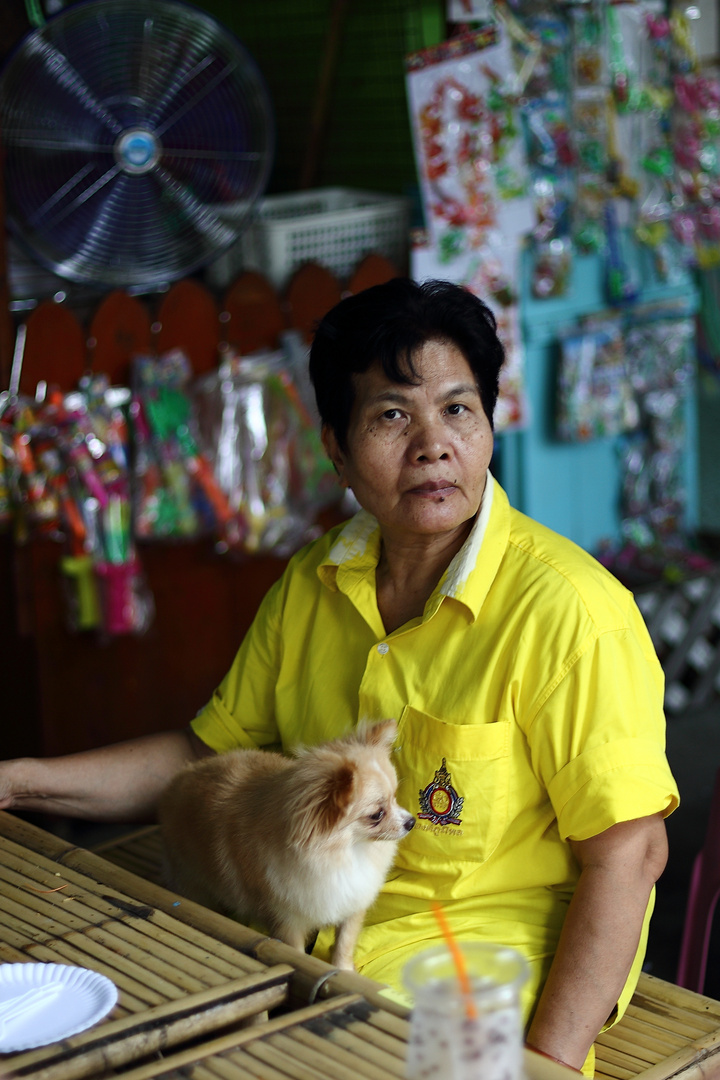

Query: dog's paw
[{"left": 330, "top": 953, "right": 356, "bottom": 972}]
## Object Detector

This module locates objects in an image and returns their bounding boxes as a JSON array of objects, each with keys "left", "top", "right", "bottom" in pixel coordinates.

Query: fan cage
[{"left": 0, "top": 0, "right": 275, "bottom": 288}]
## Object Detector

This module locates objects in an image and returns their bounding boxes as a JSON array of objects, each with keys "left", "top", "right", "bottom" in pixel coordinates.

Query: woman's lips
[{"left": 409, "top": 480, "right": 457, "bottom": 496}]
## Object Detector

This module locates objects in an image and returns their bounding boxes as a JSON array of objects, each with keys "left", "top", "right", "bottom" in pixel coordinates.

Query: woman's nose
[{"left": 409, "top": 417, "right": 451, "bottom": 462}]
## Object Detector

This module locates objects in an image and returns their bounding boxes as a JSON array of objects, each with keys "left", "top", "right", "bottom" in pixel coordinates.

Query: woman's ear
[{"left": 321, "top": 425, "right": 349, "bottom": 487}]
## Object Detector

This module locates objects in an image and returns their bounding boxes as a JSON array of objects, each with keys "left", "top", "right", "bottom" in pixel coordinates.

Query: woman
[{"left": 0, "top": 279, "right": 678, "bottom": 1074}]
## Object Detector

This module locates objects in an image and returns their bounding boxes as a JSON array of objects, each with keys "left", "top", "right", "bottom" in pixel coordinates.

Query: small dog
[{"left": 158, "top": 719, "right": 415, "bottom": 969}]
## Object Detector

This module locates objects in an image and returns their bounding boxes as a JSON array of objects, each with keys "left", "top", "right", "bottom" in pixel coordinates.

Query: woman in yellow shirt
[{"left": 0, "top": 278, "right": 678, "bottom": 1075}]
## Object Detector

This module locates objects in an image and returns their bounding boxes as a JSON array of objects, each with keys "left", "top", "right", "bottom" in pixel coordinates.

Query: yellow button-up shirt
[{"left": 192, "top": 473, "right": 679, "bottom": 1021}]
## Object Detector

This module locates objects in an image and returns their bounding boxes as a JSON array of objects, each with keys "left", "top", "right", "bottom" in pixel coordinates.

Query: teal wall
[{"left": 498, "top": 246, "right": 700, "bottom": 554}]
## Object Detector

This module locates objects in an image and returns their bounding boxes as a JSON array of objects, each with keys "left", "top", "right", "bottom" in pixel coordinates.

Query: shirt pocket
[{"left": 395, "top": 704, "right": 511, "bottom": 865}]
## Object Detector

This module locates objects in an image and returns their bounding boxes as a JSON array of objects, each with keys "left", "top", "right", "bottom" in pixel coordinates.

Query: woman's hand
[
  {"left": 0, "top": 728, "right": 214, "bottom": 823},
  {"left": 0, "top": 761, "right": 26, "bottom": 811},
  {"left": 525, "top": 812, "right": 669, "bottom": 1071}
]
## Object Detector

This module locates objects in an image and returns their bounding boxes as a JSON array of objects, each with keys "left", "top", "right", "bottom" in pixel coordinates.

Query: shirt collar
[
  {"left": 437, "top": 470, "right": 495, "bottom": 602},
  {"left": 319, "top": 472, "right": 502, "bottom": 622}
]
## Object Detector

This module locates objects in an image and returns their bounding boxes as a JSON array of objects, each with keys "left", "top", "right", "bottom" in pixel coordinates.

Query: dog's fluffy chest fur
[{"left": 263, "top": 839, "right": 397, "bottom": 926}]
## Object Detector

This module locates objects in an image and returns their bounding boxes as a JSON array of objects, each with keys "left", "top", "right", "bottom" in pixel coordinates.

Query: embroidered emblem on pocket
[{"left": 418, "top": 758, "right": 464, "bottom": 826}]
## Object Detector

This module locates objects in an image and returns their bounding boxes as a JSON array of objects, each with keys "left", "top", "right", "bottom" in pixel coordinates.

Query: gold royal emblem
[{"left": 418, "top": 758, "right": 464, "bottom": 826}]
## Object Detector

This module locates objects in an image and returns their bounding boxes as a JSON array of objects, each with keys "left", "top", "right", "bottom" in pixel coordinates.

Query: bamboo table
[{"left": 0, "top": 811, "right": 668, "bottom": 1080}]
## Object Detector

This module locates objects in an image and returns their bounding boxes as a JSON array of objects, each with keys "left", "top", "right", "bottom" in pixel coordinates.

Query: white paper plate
[{"left": 0, "top": 962, "right": 118, "bottom": 1053}]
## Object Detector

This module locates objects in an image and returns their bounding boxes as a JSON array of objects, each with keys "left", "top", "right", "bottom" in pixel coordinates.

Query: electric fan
[{"left": 0, "top": 0, "right": 274, "bottom": 288}]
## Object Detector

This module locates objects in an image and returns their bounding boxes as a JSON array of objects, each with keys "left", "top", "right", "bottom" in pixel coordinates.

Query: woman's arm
[
  {"left": 0, "top": 727, "right": 214, "bottom": 823},
  {"left": 525, "top": 812, "right": 669, "bottom": 1071}
]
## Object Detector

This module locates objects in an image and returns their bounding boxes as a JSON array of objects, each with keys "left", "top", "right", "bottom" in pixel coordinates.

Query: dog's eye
[{"left": 368, "top": 809, "right": 385, "bottom": 824}]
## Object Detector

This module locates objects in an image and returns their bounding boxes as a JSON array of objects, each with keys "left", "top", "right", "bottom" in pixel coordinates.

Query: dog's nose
[{"left": 404, "top": 817, "right": 415, "bottom": 832}]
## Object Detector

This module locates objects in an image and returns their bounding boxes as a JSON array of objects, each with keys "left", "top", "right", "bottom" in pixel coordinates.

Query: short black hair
[{"left": 309, "top": 278, "right": 505, "bottom": 450}]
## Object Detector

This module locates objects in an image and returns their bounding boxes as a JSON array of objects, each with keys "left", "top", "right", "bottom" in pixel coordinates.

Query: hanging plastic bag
[{"left": 193, "top": 334, "right": 339, "bottom": 557}]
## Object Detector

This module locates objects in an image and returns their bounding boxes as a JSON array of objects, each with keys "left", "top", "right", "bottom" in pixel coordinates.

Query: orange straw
[{"left": 431, "top": 901, "right": 478, "bottom": 1020}]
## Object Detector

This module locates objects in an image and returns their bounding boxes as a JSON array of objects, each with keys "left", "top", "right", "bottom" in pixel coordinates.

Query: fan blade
[
  {"left": 153, "top": 165, "right": 238, "bottom": 247},
  {"left": 28, "top": 163, "right": 123, "bottom": 231},
  {"left": 26, "top": 36, "right": 123, "bottom": 136}
]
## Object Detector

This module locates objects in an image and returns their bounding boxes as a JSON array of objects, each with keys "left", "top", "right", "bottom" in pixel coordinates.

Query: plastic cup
[{"left": 403, "top": 941, "right": 528, "bottom": 1080}]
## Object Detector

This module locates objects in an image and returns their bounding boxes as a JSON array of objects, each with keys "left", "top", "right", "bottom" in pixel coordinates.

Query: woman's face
[{"left": 323, "top": 339, "right": 494, "bottom": 543}]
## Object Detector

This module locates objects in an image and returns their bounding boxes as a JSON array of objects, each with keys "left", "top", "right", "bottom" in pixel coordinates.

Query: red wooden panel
[
  {"left": 89, "top": 290, "right": 152, "bottom": 386},
  {"left": 222, "top": 270, "right": 285, "bottom": 355},
  {"left": 154, "top": 279, "right": 220, "bottom": 375},
  {"left": 11, "top": 539, "right": 287, "bottom": 756},
  {"left": 347, "top": 253, "right": 399, "bottom": 294},
  {"left": 20, "top": 300, "right": 86, "bottom": 395},
  {"left": 88, "top": 289, "right": 153, "bottom": 386},
  {"left": 285, "top": 262, "right": 342, "bottom": 345}
]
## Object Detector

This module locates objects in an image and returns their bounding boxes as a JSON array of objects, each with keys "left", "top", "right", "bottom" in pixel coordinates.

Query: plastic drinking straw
[{"left": 431, "top": 901, "right": 478, "bottom": 1020}]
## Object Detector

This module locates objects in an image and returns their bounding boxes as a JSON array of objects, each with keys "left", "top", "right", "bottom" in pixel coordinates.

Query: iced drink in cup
[{"left": 403, "top": 941, "right": 528, "bottom": 1080}]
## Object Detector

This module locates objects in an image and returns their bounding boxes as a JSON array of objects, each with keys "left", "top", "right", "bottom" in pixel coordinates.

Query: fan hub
[{"left": 114, "top": 128, "right": 161, "bottom": 174}]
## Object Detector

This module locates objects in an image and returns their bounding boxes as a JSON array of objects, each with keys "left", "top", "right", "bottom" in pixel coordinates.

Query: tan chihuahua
[{"left": 158, "top": 719, "right": 415, "bottom": 969}]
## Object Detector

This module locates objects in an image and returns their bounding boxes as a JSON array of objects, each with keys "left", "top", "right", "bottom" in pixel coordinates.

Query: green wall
[{"left": 193, "top": 0, "right": 443, "bottom": 196}]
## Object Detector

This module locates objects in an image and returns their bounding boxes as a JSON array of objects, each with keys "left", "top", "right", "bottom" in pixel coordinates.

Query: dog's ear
[
  {"left": 288, "top": 760, "right": 357, "bottom": 847},
  {"left": 359, "top": 718, "right": 397, "bottom": 751}
]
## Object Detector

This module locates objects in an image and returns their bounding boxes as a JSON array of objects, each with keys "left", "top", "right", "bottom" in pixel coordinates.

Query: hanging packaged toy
[
  {"left": 405, "top": 23, "right": 532, "bottom": 264},
  {"left": 192, "top": 335, "right": 339, "bottom": 557},
  {"left": 618, "top": 313, "right": 695, "bottom": 548},
  {"left": 131, "top": 350, "right": 236, "bottom": 543},
  {"left": 557, "top": 318, "right": 639, "bottom": 441},
  {"left": 519, "top": 10, "right": 575, "bottom": 292}
]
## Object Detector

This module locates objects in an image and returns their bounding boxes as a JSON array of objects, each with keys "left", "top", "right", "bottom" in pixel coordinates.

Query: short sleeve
[
  {"left": 191, "top": 577, "right": 284, "bottom": 754},
  {"left": 529, "top": 607, "right": 680, "bottom": 842}
]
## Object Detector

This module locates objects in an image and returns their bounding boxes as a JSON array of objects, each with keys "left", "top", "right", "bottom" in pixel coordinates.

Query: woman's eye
[
  {"left": 381, "top": 409, "right": 403, "bottom": 421},
  {"left": 447, "top": 403, "right": 467, "bottom": 416}
]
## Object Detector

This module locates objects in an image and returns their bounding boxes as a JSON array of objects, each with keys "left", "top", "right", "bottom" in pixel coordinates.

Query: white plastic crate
[{"left": 208, "top": 187, "right": 411, "bottom": 290}]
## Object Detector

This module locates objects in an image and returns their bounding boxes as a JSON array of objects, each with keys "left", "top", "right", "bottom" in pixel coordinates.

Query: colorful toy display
[
  {"left": 557, "top": 304, "right": 697, "bottom": 577},
  {"left": 0, "top": 336, "right": 341, "bottom": 635},
  {"left": 0, "top": 376, "right": 152, "bottom": 636},
  {"left": 409, "top": 3, "right": 720, "bottom": 305}
]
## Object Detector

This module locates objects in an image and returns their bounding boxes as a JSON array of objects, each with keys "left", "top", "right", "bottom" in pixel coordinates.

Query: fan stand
[{"left": 300, "top": 0, "right": 351, "bottom": 189}]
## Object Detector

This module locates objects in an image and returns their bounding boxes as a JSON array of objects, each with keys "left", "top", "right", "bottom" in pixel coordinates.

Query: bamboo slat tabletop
[
  {"left": 594, "top": 973, "right": 720, "bottom": 1080},
  {"left": 0, "top": 813, "right": 408, "bottom": 1017},
  {"left": 0, "top": 810, "right": 413, "bottom": 1080},
  {"left": 0, "top": 812, "right": 701, "bottom": 1080},
  {"left": 94, "top": 825, "right": 720, "bottom": 1080},
  {"left": 0, "top": 819, "right": 271, "bottom": 1015}
]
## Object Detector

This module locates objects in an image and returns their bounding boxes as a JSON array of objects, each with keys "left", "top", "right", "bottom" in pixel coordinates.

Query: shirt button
[{"left": 377, "top": 642, "right": 389, "bottom": 655}]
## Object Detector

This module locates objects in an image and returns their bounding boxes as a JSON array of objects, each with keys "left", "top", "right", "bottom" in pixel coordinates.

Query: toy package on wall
[
  {"left": 620, "top": 313, "right": 695, "bottom": 543},
  {"left": 557, "top": 305, "right": 697, "bottom": 575},
  {"left": 405, "top": 18, "right": 534, "bottom": 430},
  {"left": 405, "top": 23, "right": 532, "bottom": 257},
  {"left": 557, "top": 318, "right": 639, "bottom": 441}
]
